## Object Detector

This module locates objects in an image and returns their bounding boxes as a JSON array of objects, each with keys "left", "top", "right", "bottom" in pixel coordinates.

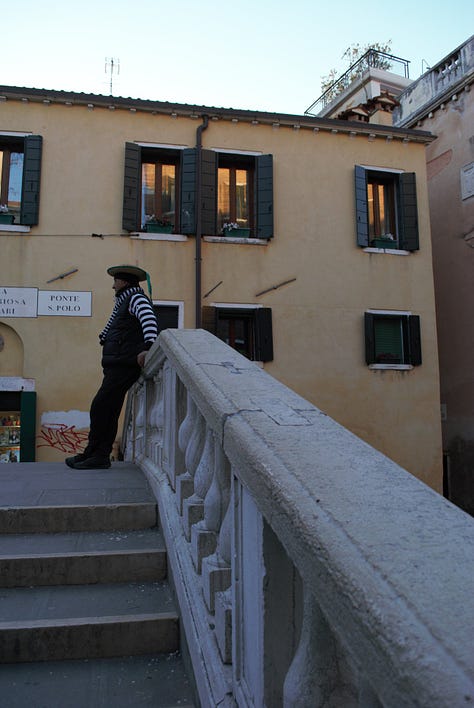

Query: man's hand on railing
[{"left": 137, "top": 351, "right": 147, "bottom": 368}]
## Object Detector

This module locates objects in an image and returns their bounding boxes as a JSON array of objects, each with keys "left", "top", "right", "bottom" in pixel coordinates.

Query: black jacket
[{"left": 101, "top": 291, "right": 147, "bottom": 368}]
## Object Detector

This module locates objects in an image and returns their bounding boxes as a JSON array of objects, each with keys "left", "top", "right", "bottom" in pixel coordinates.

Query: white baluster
[
  {"left": 200, "top": 443, "right": 232, "bottom": 612},
  {"left": 283, "top": 589, "right": 338, "bottom": 707}
]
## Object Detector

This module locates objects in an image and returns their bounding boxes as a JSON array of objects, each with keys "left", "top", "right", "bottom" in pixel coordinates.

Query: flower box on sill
[
  {"left": 145, "top": 223, "right": 173, "bottom": 234},
  {"left": 0, "top": 213, "right": 15, "bottom": 225},
  {"left": 223, "top": 227, "right": 250, "bottom": 238},
  {"left": 372, "top": 237, "right": 397, "bottom": 248}
]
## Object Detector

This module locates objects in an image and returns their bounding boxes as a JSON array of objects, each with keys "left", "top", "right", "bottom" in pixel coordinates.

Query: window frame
[
  {"left": 217, "top": 153, "right": 255, "bottom": 233},
  {"left": 365, "top": 310, "right": 422, "bottom": 369},
  {"left": 355, "top": 165, "right": 419, "bottom": 252},
  {"left": 152, "top": 300, "right": 184, "bottom": 334},
  {"left": 123, "top": 142, "right": 185, "bottom": 233},
  {"left": 202, "top": 304, "right": 273, "bottom": 362},
  {"left": 0, "top": 133, "right": 42, "bottom": 227}
]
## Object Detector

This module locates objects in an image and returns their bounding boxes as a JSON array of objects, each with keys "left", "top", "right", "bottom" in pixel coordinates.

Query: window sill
[
  {"left": 369, "top": 364, "right": 413, "bottom": 371},
  {"left": 130, "top": 232, "right": 188, "bottom": 242},
  {"left": 0, "top": 224, "right": 30, "bottom": 233},
  {"left": 364, "top": 247, "right": 410, "bottom": 255},
  {"left": 204, "top": 236, "right": 268, "bottom": 245}
]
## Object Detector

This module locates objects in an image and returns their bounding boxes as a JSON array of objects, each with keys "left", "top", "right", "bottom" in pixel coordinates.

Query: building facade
[
  {"left": 0, "top": 85, "right": 443, "bottom": 491},
  {"left": 393, "top": 35, "right": 474, "bottom": 513}
]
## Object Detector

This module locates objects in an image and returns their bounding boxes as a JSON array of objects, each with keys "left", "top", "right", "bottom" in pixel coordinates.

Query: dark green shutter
[
  {"left": 20, "top": 135, "right": 42, "bottom": 226},
  {"left": 374, "top": 317, "right": 403, "bottom": 364},
  {"left": 408, "top": 315, "right": 422, "bottom": 365},
  {"left": 254, "top": 308, "right": 273, "bottom": 362},
  {"left": 398, "top": 173, "right": 419, "bottom": 251},
  {"left": 201, "top": 149, "right": 217, "bottom": 235},
  {"left": 364, "top": 313, "right": 375, "bottom": 364},
  {"left": 20, "top": 391, "right": 36, "bottom": 462},
  {"left": 355, "top": 165, "right": 369, "bottom": 247},
  {"left": 122, "top": 142, "right": 141, "bottom": 231},
  {"left": 180, "top": 148, "right": 197, "bottom": 234},
  {"left": 256, "top": 154, "right": 273, "bottom": 239},
  {"left": 201, "top": 306, "right": 217, "bottom": 335}
]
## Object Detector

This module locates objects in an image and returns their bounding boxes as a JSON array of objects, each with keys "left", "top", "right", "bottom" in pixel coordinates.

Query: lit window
[{"left": 355, "top": 166, "right": 419, "bottom": 251}]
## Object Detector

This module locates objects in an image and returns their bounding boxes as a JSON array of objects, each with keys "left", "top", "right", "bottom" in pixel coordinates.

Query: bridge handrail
[{"left": 123, "top": 328, "right": 474, "bottom": 707}]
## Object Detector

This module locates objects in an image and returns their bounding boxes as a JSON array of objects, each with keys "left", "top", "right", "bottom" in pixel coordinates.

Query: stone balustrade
[{"left": 123, "top": 329, "right": 474, "bottom": 707}]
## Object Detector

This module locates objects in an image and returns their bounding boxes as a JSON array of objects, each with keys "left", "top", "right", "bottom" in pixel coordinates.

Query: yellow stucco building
[{"left": 0, "top": 85, "right": 442, "bottom": 491}]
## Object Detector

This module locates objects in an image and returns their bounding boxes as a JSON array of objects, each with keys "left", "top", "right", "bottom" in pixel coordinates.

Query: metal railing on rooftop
[{"left": 305, "top": 49, "right": 410, "bottom": 117}]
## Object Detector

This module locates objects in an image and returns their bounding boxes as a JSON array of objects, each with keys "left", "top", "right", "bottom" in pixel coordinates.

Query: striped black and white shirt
[{"left": 99, "top": 286, "right": 158, "bottom": 347}]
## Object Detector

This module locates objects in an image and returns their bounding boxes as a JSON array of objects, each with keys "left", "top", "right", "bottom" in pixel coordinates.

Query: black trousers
[{"left": 84, "top": 365, "right": 141, "bottom": 459}]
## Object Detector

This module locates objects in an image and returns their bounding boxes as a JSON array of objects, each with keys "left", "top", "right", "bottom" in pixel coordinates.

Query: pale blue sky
[{"left": 2, "top": 0, "right": 473, "bottom": 115}]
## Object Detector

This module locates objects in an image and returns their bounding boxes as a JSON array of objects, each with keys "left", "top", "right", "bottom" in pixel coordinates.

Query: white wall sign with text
[
  {"left": 0, "top": 288, "right": 38, "bottom": 318},
  {"left": 37, "top": 291, "right": 92, "bottom": 316}
]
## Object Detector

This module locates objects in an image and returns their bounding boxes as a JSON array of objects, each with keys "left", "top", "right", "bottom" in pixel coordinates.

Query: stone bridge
[{"left": 122, "top": 328, "right": 474, "bottom": 707}]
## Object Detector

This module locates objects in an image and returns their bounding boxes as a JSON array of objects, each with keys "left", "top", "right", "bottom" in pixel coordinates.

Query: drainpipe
[{"left": 195, "top": 115, "right": 209, "bottom": 328}]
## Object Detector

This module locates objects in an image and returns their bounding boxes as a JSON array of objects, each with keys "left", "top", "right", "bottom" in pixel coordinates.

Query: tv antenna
[{"left": 105, "top": 57, "right": 120, "bottom": 95}]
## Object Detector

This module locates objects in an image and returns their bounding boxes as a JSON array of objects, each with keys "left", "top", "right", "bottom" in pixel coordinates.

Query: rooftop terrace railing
[
  {"left": 305, "top": 49, "right": 410, "bottom": 117},
  {"left": 123, "top": 328, "right": 474, "bottom": 707}
]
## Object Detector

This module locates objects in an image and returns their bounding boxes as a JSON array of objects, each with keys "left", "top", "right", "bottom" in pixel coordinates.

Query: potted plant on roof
[
  {"left": 144, "top": 214, "right": 173, "bottom": 234},
  {"left": 0, "top": 205, "right": 14, "bottom": 225},
  {"left": 222, "top": 222, "right": 251, "bottom": 238}
]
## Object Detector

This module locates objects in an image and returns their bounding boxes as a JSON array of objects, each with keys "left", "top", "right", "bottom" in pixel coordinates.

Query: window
[
  {"left": 0, "top": 135, "right": 42, "bottom": 226},
  {"left": 202, "top": 306, "right": 273, "bottom": 361},
  {"left": 181, "top": 150, "right": 273, "bottom": 239},
  {"left": 123, "top": 144, "right": 273, "bottom": 239},
  {"left": 123, "top": 143, "right": 181, "bottom": 232},
  {"left": 217, "top": 155, "right": 254, "bottom": 232},
  {"left": 355, "top": 166, "right": 419, "bottom": 251},
  {"left": 365, "top": 312, "right": 422, "bottom": 367},
  {"left": 152, "top": 303, "right": 181, "bottom": 334}
]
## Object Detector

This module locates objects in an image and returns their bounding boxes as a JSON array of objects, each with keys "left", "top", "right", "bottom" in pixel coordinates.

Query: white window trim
[
  {"left": 0, "top": 224, "right": 30, "bottom": 233},
  {"left": 211, "top": 147, "right": 263, "bottom": 156},
  {"left": 203, "top": 235, "right": 267, "bottom": 245},
  {"left": 360, "top": 164, "right": 404, "bottom": 173},
  {"left": 210, "top": 302, "right": 263, "bottom": 310},
  {"left": 130, "top": 232, "right": 188, "bottom": 242},
  {"left": 367, "top": 309, "right": 412, "bottom": 315},
  {"left": 363, "top": 247, "right": 410, "bottom": 255},
  {"left": 153, "top": 300, "right": 184, "bottom": 328},
  {"left": 0, "top": 131, "right": 32, "bottom": 138},
  {"left": 135, "top": 141, "right": 187, "bottom": 150}
]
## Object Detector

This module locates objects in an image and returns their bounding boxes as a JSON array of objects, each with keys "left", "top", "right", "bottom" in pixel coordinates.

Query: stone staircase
[{"left": 0, "top": 462, "right": 196, "bottom": 707}]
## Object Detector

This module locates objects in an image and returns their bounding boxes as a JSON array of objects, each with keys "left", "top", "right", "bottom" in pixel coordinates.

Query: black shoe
[
  {"left": 65, "top": 453, "right": 87, "bottom": 468},
  {"left": 71, "top": 456, "right": 111, "bottom": 470}
]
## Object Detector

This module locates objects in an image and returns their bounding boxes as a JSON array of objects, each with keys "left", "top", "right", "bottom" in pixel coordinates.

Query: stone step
[
  {"left": 0, "top": 653, "right": 195, "bottom": 707},
  {"left": 0, "top": 528, "right": 167, "bottom": 587},
  {"left": 0, "top": 501, "right": 158, "bottom": 534},
  {"left": 0, "top": 582, "right": 179, "bottom": 663}
]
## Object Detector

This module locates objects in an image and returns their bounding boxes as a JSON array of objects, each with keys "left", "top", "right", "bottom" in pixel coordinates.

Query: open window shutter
[
  {"left": 364, "top": 313, "right": 375, "bottom": 364},
  {"left": 180, "top": 148, "right": 197, "bottom": 234},
  {"left": 408, "top": 315, "right": 422, "bottom": 365},
  {"left": 201, "top": 149, "right": 217, "bottom": 235},
  {"left": 20, "top": 135, "right": 42, "bottom": 226},
  {"left": 256, "top": 154, "right": 273, "bottom": 239},
  {"left": 399, "top": 173, "right": 419, "bottom": 251},
  {"left": 20, "top": 391, "right": 36, "bottom": 462},
  {"left": 201, "top": 306, "right": 217, "bottom": 335},
  {"left": 254, "top": 308, "right": 273, "bottom": 362},
  {"left": 355, "top": 165, "right": 369, "bottom": 247},
  {"left": 122, "top": 142, "right": 141, "bottom": 231}
]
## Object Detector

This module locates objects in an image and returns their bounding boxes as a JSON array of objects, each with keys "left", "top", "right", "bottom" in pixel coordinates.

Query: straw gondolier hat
[{"left": 107, "top": 265, "right": 152, "bottom": 296}]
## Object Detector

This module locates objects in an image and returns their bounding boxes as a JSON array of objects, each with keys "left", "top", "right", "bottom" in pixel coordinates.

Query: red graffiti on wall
[{"left": 37, "top": 424, "right": 89, "bottom": 453}]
